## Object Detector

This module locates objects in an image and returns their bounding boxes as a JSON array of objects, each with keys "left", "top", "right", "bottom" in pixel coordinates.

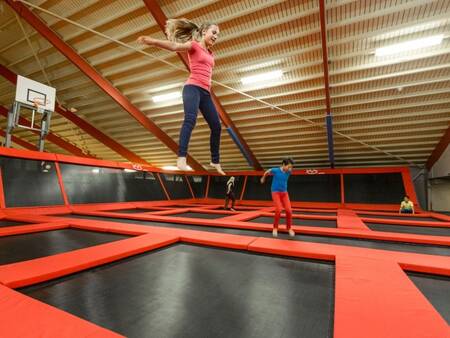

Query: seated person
[{"left": 399, "top": 196, "right": 415, "bottom": 214}]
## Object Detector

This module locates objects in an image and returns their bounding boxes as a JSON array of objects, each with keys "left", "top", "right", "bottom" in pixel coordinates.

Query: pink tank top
[{"left": 185, "top": 41, "right": 215, "bottom": 91}]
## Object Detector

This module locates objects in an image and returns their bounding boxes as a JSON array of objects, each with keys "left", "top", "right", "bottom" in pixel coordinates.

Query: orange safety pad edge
[
  {"left": 361, "top": 216, "right": 450, "bottom": 228},
  {"left": 0, "top": 222, "right": 68, "bottom": 237},
  {"left": 49, "top": 209, "right": 450, "bottom": 247},
  {"left": 71, "top": 220, "right": 257, "bottom": 251},
  {"left": 0, "top": 233, "right": 178, "bottom": 289},
  {"left": 247, "top": 237, "right": 450, "bottom": 276},
  {"left": 334, "top": 256, "right": 449, "bottom": 338},
  {"left": 337, "top": 209, "right": 370, "bottom": 230},
  {"left": 0, "top": 285, "right": 123, "bottom": 338}
]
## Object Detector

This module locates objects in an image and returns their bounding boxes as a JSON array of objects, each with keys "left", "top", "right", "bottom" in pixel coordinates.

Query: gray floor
[
  {"left": 366, "top": 223, "right": 450, "bottom": 237},
  {"left": 57, "top": 214, "right": 450, "bottom": 256},
  {"left": 21, "top": 244, "right": 335, "bottom": 338},
  {"left": 407, "top": 272, "right": 450, "bottom": 324},
  {"left": 0, "top": 229, "right": 129, "bottom": 265},
  {"left": 250, "top": 216, "right": 337, "bottom": 228}
]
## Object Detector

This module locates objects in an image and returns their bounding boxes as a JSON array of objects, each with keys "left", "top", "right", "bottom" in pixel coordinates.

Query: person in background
[
  {"left": 399, "top": 195, "right": 415, "bottom": 214},
  {"left": 224, "top": 176, "right": 236, "bottom": 211},
  {"left": 260, "top": 158, "right": 295, "bottom": 237}
]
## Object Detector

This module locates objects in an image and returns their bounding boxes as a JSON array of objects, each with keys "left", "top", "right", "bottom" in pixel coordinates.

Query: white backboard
[{"left": 15, "top": 75, "right": 56, "bottom": 111}]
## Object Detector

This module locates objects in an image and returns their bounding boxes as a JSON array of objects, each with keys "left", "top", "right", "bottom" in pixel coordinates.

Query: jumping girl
[
  {"left": 224, "top": 176, "right": 236, "bottom": 211},
  {"left": 260, "top": 158, "right": 295, "bottom": 237},
  {"left": 137, "top": 19, "right": 225, "bottom": 175}
]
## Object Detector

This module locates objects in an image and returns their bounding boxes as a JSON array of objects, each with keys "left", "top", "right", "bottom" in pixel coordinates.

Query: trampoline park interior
[{"left": 0, "top": 1, "right": 449, "bottom": 338}]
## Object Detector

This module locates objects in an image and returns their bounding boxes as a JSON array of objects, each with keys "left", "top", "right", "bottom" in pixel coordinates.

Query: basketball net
[{"left": 32, "top": 98, "right": 46, "bottom": 113}]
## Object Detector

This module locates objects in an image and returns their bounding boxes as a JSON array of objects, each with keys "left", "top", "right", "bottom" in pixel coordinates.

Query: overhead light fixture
[
  {"left": 239, "top": 60, "right": 281, "bottom": 72},
  {"left": 124, "top": 169, "right": 137, "bottom": 173},
  {"left": 152, "top": 91, "right": 181, "bottom": 103},
  {"left": 161, "top": 165, "right": 193, "bottom": 171},
  {"left": 148, "top": 83, "right": 182, "bottom": 94},
  {"left": 241, "top": 70, "right": 283, "bottom": 85},
  {"left": 375, "top": 34, "right": 444, "bottom": 56}
]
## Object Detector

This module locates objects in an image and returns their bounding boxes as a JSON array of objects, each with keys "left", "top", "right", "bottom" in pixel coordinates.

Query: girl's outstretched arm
[
  {"left": 137, "top": 36, "right": 192, "bottom": 52},
  {"left": 260, "top": 169, "right": 271, "bottom": 184}
]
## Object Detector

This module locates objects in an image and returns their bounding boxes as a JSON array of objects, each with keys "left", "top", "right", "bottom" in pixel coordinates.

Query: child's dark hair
[
  {"left": 404, "top": 195, "right": 410, "bottom": 199},
  {"left": 281, "top": 157, "right": 294, "bottom": 166}
]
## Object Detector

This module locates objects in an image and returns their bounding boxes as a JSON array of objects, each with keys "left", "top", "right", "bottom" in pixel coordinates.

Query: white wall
[
  {"left": 429, "top": 144, "right": 450, "bottom": 178},
  {"left": 429, "top": 144, "right": 450, "bottom": 212}
]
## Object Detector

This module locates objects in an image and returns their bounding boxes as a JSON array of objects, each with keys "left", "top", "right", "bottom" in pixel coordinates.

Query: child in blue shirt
[{"left": 260, "top": 158, "right": 295, "bottom": 237}]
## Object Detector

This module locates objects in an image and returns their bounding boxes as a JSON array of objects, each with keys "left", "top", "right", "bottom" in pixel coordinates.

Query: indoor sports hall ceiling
[{"left": 0, "top": 0, "right": 449, "bottom": 171}]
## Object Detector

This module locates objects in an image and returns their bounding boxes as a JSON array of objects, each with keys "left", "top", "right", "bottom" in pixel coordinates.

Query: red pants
[{"left": 272, "top": 192, "right": 292, "bottom": 230}]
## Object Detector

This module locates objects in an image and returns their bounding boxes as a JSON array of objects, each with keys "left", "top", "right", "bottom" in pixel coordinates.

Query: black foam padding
[
  {"left": 170, "top": 212, "right": 227, "bottom": 219},
  {"left": 60, "top": 163, "right": 166, "bottom": 204},
  {"left": 366, "top": 223, "right": 450, "bottom": 237},
  {"left": 358, "top": 214, "right": 442, "bottom": 222},
  {"left": 407, "top": 272, "right": 450, "bottom": 324},
  {"left": 107, "top": 209, "right": 155, "bottom": 214},
  {"left": 344, "top": 173, "right": 405, "bottom": 204},
  {"left": 289, "top": 174, "right": 341, "bottom": 202},
  {"left": 159, "top": 173, "right": 191, "bottom": 199},
  {"left": 294, "top": 211, "right": 337, "bottom": 216},
  {"left": 208, "top": 175, "right": 244, "bottom": 199},
  {"left": 243, "top": 175, "right": 273, "bottom": 200},
  {"left": 0, "top": 156, "right": 64, "bottom": 207},
  {"left": 250, "top": 216, "right": 337, "bottom": 228},
  {"left": 0, "top": 219, "right": 30, "bottom": 227},
  {"left": 0, "top": 229, "right": 129, "bottom": 265},
  {"left": 56, "top": 215, "right": 450, "bottom": 256},
  {"left": 186, "top": 175, "right": 207, "bottom": 198},
  {"left": 21, "top": 244, "right": 334, "bottom": 338}
]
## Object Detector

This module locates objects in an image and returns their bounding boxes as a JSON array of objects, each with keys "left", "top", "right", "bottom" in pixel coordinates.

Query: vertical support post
[
  {"left": 205, "top": 175, "right": 211, "bottom": 199},
  {"left": 326, "top": 114, "right": 335, "bottom": 168},
  {"left": 0, "top": 167, "right": 6, "bottom": 209},
  {"left": 340, "top": 173, "right": 345, "bottom": 207},
  {"left": 157, "top": 173, "right": 171, "bottom": 200},
  {"left": 55, "top": 162, "right": 69, "bottom": 206},
  {"left": 184, "top": 175, "right": 195, "bottom": 199},
  {"left": 239, "top": 175, "right": 248, "bottom": 201}
]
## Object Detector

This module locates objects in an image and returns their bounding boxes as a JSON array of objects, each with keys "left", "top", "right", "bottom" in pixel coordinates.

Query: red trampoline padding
[
  {"left": 0, "top": 285, "right": 123, "bottom": 338},
  {"left": 0, "top": 222, "right": 68, "bottom": 237},
  {"left": 334, "top": 256, "right": 449, "bottom": 338},
  {"left": 247, "top": 237, "right": 450, "bottom": 276},
  {"left": 0, "top": 233, "right": 179, "bottom": 288},
  {"left": 337, "top": 209, "right": 369, "bottom": 230},
  {"left": 94, "top": 224, "right": 259, "bottom": 250}
]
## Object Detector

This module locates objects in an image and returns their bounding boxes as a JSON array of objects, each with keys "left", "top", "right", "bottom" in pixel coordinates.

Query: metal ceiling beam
[
  {"left": 0, "top": 63, "right": 154, "bottom": 165},
  {"left": 0, "top": 129, "right": 36, "bottom": 150},
  {"left": 0, "top": 106, "right": 94, "bottom": 157},
  {"left": 319, "top": 0, "right": 334, "bottom": 168},
  {"left": 426, "top": 125, "right": 450, "bottom": 170},
  {"left": 142, "top": 0, "right": 262, "bottom": 170},
  {"left": 6, "top": 0, "right": 205, "bottom": 171}
]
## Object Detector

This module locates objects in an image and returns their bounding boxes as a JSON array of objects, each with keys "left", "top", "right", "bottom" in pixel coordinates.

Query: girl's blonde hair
[{"left": 165, "top": 18, "right": 217, "bottom": 43}]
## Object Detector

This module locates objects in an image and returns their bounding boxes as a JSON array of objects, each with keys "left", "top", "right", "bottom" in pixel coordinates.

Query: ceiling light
[
  {"left": 152, "top": 91, "right": 181, "bottom": 103},
  {"left": 148, "top": 82, "right": 182, "bottom": 94},
  {"left": 162, "top": 165, "right": 193, "bottom": 171},
  {"left": 239, "top": 60, "right": 281, "bottom": 72},
  {"left": 124, "top": 169, "right": 137, "bottom": 173},
  {"left": 375, "top": 34, "right": 444, "bottom": 56},
  {"left": 241, "top": 70, "right": 283, "bottom": 85}
]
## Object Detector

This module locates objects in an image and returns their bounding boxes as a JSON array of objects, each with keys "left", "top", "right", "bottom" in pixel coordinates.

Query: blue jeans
[{"left": 178, "top": 85, "right": 221, "bottom": 163}]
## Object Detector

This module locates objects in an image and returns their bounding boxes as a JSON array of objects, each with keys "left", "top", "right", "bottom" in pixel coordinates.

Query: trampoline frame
[{"left": 0, "top": 147, "right": 449, "bottom": 338}]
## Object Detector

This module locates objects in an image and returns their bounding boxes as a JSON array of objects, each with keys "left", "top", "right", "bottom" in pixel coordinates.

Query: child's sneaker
[
  {"left": 272, "top": 229, "right": 278, "bottom": 237},
  {"left": 288, "top": 229, "right": 295, "bottom": 237}
]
